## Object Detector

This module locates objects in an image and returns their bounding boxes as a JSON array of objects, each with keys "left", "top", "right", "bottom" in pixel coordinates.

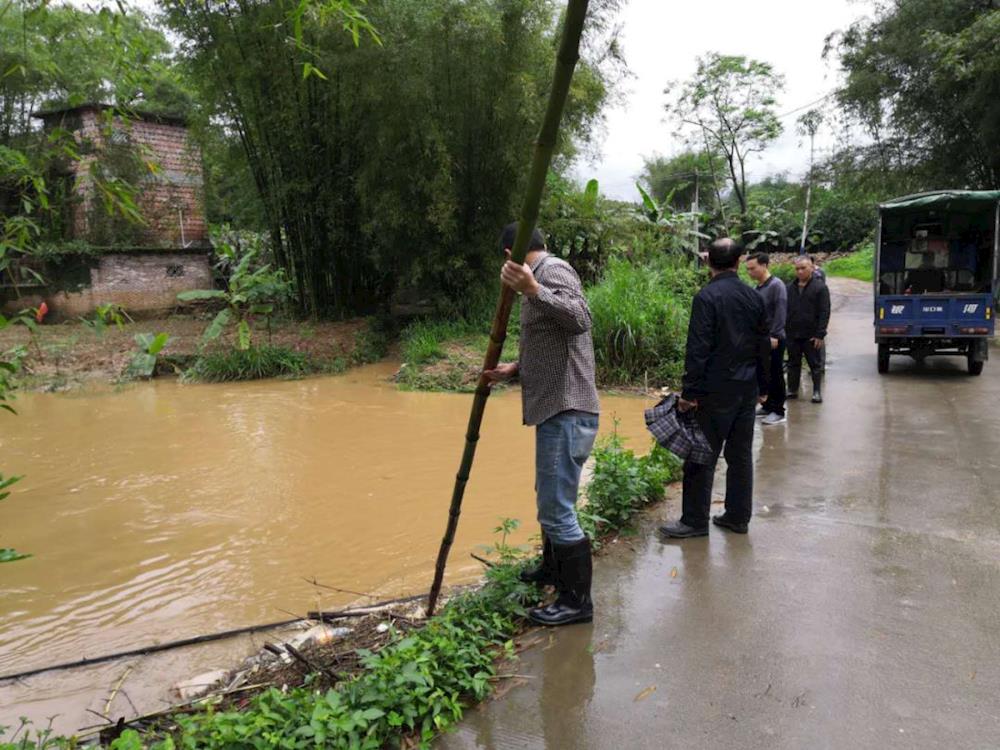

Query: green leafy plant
[
  {"left": 127, "top": 333, "right": 171, "bottom": 379},
  {"left": 178, "top": 240, "right": 293, "bottom": 352},
  {"left": 82, "top": 303, "right": 133, "bottom": 337},
  {"left": 184, "top": 345, "right": 309, "bottom": 383},
  {"left": 587, "top": 256, "right": 703, "bottom": 386},
  {"left": 580, "top": 431, "right": 681, "bottom": 541},
  {"left": 350, "top": 316, "right": 394, "bottom": 365}
]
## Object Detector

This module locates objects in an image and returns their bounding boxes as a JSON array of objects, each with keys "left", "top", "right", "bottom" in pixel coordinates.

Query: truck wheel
[
  {"left": 968, "top": 356, "right": 984, "bottom": 376},
  {"left": 877, "top": 344, "right": 890, "bottom": 374}
]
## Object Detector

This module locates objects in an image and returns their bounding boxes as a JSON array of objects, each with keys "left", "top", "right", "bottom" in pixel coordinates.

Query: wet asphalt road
[{"left": 438, "top": 279, "right": 1000, "bottom": 749}]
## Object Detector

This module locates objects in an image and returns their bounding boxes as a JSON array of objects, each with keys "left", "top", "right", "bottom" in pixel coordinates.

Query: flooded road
[{"left": 0, "top": 362, "right": 653, "bottom": 734}]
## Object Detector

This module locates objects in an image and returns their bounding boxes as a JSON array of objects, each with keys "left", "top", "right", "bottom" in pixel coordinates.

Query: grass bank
[
  {"left": 398, "top": 255, "right": 705, "bottom": 392},
  {"left": 0, "top": 315, "right": 390, "bottom": 391},
  {"left": 823, "top": 244, "right": 874, "bottom": 282}
]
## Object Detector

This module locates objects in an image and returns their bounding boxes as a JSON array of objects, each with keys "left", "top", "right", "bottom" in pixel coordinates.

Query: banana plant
[
  {"left": 635, "top": 182, "right": 708, "bottom": 257},
  {"left": 127, "top": 332, "right": 171, "bottom": 379},
  {"left": 178, "top": 241, "right": 293, "bottom": 351}
]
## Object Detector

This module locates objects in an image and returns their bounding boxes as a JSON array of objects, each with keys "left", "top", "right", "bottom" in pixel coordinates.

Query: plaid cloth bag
[{"left": 644, "top": 393, "right": 714, "bottom": 465}]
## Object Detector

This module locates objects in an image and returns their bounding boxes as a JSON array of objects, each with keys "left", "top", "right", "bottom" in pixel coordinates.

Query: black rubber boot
[
  {"left": 519, "top": 535, "right": 556, "bottom": 586},
  {"left": 528, "top": 539, "right": 593, "bottom": 626},
  {"left": 811, "top": 373, "right": 823, "bottom": 403},
  {"left": 786, "top": 368, "right": 800, "bottom": 399}
]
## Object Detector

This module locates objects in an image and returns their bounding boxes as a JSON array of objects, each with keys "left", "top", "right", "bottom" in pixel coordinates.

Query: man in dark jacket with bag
[
  {"left": 659, "top": 238, "right": 770, "bottom": 538},
  {"left": 785, "top": 255, "right": 831, "bottom": 403}
]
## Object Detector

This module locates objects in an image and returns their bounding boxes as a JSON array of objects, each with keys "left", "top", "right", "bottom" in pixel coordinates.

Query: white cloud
[{"left": 575, "top": 0, "right": 874, "bottom": 200}]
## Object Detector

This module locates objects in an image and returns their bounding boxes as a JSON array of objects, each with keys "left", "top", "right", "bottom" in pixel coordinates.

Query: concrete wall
[{"left": 45, "top": 252, "right": 213, "bottom": 318}]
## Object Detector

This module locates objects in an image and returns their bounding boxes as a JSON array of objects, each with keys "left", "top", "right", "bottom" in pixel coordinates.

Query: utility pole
[
  {"left": 797, "top": 109, "right": 823, "bottom": 253},
  {"left": 691, "top": 172, "right": 700, "bottom": 257}
]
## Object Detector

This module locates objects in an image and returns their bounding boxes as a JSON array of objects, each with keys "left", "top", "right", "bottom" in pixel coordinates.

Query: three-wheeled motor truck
[{"left": 875, "top": 190, "right": 1000, "bottom": 375}]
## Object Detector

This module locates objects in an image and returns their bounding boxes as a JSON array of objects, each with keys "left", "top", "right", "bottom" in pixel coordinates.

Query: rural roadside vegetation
[{"left": 0, "top": 0, "right": 994, "bottom": 744}]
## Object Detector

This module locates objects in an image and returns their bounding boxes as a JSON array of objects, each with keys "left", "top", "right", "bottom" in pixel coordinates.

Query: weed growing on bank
[
  {"left": 824, "top": 243, "right": 874, "bottom": 281},
  {"left": 579, "top": 431, "right": 682, "bottom": 541},
  {"left": 184, "top": 345, "right": 310, "bottom": 382},
  {"left": 0, "top": 560, "right": 536, "bottom": 750},
  {"left": 587, "top": 257, "right": 703, "bottom": 386}
]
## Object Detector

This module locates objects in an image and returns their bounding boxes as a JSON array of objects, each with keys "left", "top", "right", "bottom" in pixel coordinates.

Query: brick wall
[
  {"left": 50, "top": 107, "right": 208, "bottom": 248},
  {"left": 45, "top": 252, "right": 213, "bottom": 318}
]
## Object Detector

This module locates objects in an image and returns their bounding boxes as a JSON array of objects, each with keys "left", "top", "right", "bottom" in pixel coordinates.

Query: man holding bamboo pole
[{"left": 484, "top": 222, "right": 600, "bottom": 627}]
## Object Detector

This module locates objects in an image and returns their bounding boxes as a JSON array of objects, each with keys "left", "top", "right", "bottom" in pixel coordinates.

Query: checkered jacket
[
  {"left": 518, "top": 254, "right": 600, "bottom": 426},
  {"left": 644, "top": 394, "right": 714, "bottom": 464}
]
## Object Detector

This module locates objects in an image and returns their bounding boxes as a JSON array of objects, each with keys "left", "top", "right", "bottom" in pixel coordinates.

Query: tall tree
[
  {"left": 829, "top": 0, "right": 1000, "bottom": 188},
  {"left": 639, "top": 150, "right": 725, "bottom": 211},
  {"left": 664, "top": 53, "right": 785, "bottom": 219}
]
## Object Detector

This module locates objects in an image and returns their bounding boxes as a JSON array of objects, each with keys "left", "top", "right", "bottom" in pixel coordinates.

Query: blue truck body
[{"left": 874, "top": 191, "right": 1000, "bottom": 375}]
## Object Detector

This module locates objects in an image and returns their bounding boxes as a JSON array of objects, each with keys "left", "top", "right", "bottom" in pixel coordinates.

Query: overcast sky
[{"left": 576, "top": 0, "right": 874, "bottom": 199}]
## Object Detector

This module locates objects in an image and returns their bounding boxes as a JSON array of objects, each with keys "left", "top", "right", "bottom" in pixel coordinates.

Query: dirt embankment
[{"left": 0, "top": 316, "right": 366, "bottom": 390}]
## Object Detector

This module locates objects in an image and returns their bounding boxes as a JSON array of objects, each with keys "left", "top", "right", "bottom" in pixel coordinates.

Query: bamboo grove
[{"left": 163, "top": 0, "right": 621, "bottom": 317}]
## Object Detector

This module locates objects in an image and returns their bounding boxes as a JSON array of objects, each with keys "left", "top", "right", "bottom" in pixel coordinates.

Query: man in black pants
[
  {"left": 746, "top": 252, "right": 787, "bottom": 425},
  {"left": 658, "top": 239, "right": 769, "bottom": 538},
  {"left": 786, "top": 255, "right": 831, "bottom": 404}
]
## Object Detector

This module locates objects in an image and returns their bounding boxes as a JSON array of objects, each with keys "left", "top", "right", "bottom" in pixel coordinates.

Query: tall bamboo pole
[{"left": 426, "top": 0, "right": 590, "bottom": 617}]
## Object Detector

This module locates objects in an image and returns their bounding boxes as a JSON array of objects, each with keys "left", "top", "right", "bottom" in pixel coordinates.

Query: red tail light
[
  {"left": 880, "top": 325, "right": 909, "bottom": 334},
  {"left": 959, "top": 327, "right": 990, "bottom": 335}
]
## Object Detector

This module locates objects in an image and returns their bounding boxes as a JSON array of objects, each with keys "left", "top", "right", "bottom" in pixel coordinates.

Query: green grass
[
  {"left": 184, "top": 345, "right": 310, "bottom": 382},
  {"left": 823, "top": 243, "right": 874, "bottom": 282},
  {"left": 396, "top": 308, "right": 520, "bottom": 392},
  {"left": 400, "top": 319, "right": 474, "bottom": 365},
  {"left": 587, "top": 256, "right": 703, "bottom": 387}
]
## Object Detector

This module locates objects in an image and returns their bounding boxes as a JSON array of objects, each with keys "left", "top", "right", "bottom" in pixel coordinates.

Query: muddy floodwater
[{"left": 0, "top": 362, "right": 654, "bottom": 735}]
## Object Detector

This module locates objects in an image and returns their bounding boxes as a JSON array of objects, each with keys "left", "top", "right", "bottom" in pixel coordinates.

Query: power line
[{"left": 776, "top": 92, "right": 836, "bottom": 120}]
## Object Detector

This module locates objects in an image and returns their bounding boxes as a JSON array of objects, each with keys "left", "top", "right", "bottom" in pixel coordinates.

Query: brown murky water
[{"left": 0, "top": 362, "right": 654, "bottom": 735}]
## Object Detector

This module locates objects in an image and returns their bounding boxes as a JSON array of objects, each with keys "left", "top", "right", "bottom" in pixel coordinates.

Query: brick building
[
  {"left": 35, "top": 103, "right": 209, "bottom": 247},
  {"left": 19, "top": 104, "right": 213, "bottom": 317}
]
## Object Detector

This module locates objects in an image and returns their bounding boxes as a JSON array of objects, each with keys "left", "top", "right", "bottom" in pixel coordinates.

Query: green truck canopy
[{"left": 879, "top": 190, "right": 1000, "bottom": 214}]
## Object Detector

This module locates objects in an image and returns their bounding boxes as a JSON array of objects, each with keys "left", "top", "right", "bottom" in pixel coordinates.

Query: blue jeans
[{"left": 535, "top": 410, "right": 599, "bottom": 545}]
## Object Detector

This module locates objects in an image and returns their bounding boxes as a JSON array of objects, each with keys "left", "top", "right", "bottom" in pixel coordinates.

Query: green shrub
[
  {"left": 587, "top": 256, "right": 703, "bottom": 386},
  {"left": 771, "top": 262, "right": 796, "bottom": 283},
  {"left": 401, "top": 319, "right": 471, "bottom": 365},
  {"left": 823, "top": 243, "right": 874, "bottom": 281},
  {"left": 812, "top": 202, "right": 875, "bottom": 252},
  {"left": 351, "top": 316, "right": 394, "bottom": 365},
  {"left": 579, "top": 433, "right": 681, "bottom": 540},
  {"left": 185, "top": 345, "right": 310, "bottom": 382}
]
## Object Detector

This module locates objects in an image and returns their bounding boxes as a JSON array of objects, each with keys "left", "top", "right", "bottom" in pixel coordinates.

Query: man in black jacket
[
  {"left": 786, "top": 255, "right": 831, "bottom": 403},
  {"left": 659, "top": 239, "right": 769, "bottom": 538}
]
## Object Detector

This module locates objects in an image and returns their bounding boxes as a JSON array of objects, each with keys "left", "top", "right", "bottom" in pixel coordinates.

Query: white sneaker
[
  {"left": 755, "top": 406, "right": 770, "bottom": 419},
  {"left": 762, "top": 412, "right": 786, "bottom": 426}
]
